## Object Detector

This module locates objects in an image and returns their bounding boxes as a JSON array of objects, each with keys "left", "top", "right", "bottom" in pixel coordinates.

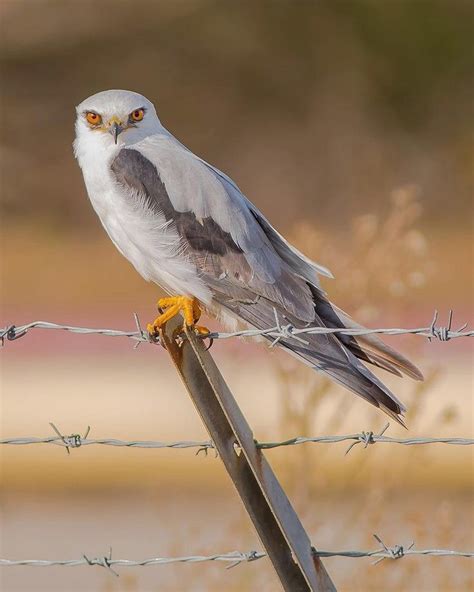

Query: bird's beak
[{"left": 108, "top": 119, "right": 124, "bottom": 144}]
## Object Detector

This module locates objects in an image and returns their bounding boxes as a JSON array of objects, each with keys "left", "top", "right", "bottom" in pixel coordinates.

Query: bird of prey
[{"left": 74, "top": 89, "right": 422, "bottom": 425}]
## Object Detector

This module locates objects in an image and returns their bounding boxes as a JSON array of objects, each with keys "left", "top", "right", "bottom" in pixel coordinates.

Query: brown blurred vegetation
[{"left": 1, "top": 0, "right": 473, "bottom": 231}]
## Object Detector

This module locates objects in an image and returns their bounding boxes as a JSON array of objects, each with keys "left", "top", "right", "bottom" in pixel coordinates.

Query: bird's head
[{"left": 75, "top": 89, "right": 161, "bottom": 150}]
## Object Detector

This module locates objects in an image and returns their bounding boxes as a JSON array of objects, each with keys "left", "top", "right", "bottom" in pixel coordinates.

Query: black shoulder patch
[
  {"left": 111, "top": 148, "right": 174, "bottom": 218},
  {"left": 110, "top": 148, "right": 242, "bottom": 256}
]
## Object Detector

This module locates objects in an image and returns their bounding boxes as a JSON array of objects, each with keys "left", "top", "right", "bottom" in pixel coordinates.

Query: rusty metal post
[{"left": 160, "top": 319, "right": 336, "bottom": 592}]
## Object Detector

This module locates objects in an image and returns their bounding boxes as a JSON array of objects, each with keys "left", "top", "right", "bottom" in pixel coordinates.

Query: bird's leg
[{"left": 147, "top": 296, "right": 210, "bottom": 337}]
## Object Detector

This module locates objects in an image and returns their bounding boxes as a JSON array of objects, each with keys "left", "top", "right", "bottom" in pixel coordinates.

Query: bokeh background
[{"left": 1, "top": 2, "right": 473, "bottom": 591}]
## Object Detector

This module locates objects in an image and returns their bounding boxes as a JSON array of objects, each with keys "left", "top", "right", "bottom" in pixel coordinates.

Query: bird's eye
[
  {"left": 85, "top": 112, "right": 102, "bottom": 126},
  {"left": 130, "top": 108, "right": 145, "bottom": 122}
]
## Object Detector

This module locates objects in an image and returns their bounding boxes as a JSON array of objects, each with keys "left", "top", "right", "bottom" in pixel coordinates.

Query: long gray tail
[{"left": 217, "top": 288, "right": 422, "bottom": 426}]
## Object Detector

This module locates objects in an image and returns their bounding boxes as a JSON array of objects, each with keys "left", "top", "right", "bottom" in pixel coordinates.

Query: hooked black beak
[{"left": 109, "top": 122, "right": 124, "bottom": 144}]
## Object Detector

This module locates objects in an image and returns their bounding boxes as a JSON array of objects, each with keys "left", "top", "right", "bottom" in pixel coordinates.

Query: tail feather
[
  {"left": 283, "top": 321, "right": 408, "bottom": 426},
  {"left": 309, "top": 288, "right": 423, "bottom": 381},
  {"left": 213, "top": 282, "right": 421, "bottom": 426},
  {"left": 331, "top": 306, "right": 424, "bottom": 381}
]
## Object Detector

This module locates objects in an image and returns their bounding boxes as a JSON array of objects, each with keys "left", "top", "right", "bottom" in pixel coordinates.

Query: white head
[{"left": 74, "top": 90, "right": 162, "bottom": 159}]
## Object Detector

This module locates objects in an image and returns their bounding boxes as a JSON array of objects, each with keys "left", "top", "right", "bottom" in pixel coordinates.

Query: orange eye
[
  {"left": 130, "top": 108, "right": 144, "bottom": 122},
  {"left": 85, "top": 112, "right": 102, "bottom": 126}
]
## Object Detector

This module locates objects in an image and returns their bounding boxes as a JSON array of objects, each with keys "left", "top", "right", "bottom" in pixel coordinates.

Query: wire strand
[
  {"left": 1, "top": 544, "right": 472, "bottom": 572},
  {"left": 1, "top": 423, "right": 472, "bottom": 455},
  {"left": 1, "top": 310, "right": 472, "bottom": 347}
]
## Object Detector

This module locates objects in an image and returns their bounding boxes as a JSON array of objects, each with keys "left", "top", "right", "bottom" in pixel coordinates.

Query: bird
[{"left": 74, "top": 89, "right": 422, "bottom": 425}]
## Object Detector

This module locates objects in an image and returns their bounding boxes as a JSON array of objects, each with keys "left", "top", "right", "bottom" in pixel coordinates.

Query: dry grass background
[{"left": 1, "top": 2, "right": 473, "bottom": 591}]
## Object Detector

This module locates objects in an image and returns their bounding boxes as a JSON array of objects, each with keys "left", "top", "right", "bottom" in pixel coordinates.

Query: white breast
[{"left": 74, "top": 133, "right": 212, "bottom": 302}]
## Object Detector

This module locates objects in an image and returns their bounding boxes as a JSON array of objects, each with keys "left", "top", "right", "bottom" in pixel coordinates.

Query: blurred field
[
  {"left": 1, "top": 346, "right": 473, "bottom": 592},
  {"left": 1, "top": 2, "right": 473, "bottom": 591}
]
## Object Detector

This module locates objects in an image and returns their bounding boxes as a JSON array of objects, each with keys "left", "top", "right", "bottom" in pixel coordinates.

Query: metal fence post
[{"left": 160, "top": 320, "right": 337, "bottom": 592}]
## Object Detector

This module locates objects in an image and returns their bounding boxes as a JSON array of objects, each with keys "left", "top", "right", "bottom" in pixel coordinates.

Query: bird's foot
[{"left": 147, "top": 296, "right": 210, "bottom": 338}]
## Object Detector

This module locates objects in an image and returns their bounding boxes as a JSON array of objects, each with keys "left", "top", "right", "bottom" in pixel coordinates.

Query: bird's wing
[
  {"left": 194, "top": 157, "right": 334, "bottom": 283},
  {"left": 110, "top": 135, "right": 416, "bottom": 424},
  {"left": 153, "top": 130, "right": 334, "bottom": 285},
  {"left": 110, "top": 137, "right": 317, "bottom": 322}
]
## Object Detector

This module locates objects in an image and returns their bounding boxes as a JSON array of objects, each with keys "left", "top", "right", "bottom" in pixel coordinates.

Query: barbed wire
[
  {"left": 313, "top": 534, "right": 474, "bottom": 565},
  {"left": 1, "top": 310, "right": 472, "bottom": 348},
  {"left": 1, "top": 535, "right": 472, "bottom": 575},
  {"left": 0, "top": 550, "right": 264, "bottom": 575},
  {"left": 1, "top": 423, "right": 472, "bottom": 456}
]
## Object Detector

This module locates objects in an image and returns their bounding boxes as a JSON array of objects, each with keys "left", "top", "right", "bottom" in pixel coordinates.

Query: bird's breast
[{"left": 80, "top": 157, "right": 211, "bottom": 301}]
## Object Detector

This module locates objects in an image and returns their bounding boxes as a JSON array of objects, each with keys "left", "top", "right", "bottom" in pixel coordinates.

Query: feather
[{"left": 331, "top": 306, "right": 424, "bottom": 381}]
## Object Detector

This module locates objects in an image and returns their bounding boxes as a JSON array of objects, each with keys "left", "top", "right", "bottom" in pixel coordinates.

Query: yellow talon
[
  {"left": 147, "top": 296, "right": 209, "bottom": 337},
  {"left": 193, "top": 325, "right": 210, "bottom": 336}
]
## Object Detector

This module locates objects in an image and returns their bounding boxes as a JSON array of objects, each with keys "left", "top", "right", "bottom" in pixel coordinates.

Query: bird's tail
[
  {"left": 219, "top": 289, "right": 422, "bottom": 427},
  {"left": 281, "top": 333, "right": 410, "bottom": 427}
]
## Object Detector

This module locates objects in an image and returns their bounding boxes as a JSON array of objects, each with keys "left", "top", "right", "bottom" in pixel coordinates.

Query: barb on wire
[
  {"left": 1, "top": 310, "right": 472, "bottom": 347},
  {"left": 49, "top": 423, "right": 90, "bottom": 455},
  {"left": 1, "top": 424, "right": 472, "bottom": 452},
  {"left": 344, "top": 423, "right": 390, "bottom": 455},
  {"left": 371, "top": 534, "right": 414, "bottom": 565},
  {"left": 83, "top": 547, "right": 118, "bottom": 577},
  {"left": 1, "top": 539, "right": 472, "bottom": 573},
  {"left": 195, "top": 439, "right": 219, "bottom": 458}
]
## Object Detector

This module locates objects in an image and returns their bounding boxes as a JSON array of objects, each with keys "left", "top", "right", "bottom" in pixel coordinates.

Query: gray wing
[
  {"left": 110, "top": 143, "right": 421, "bottom": 424},
  {"left": 111, "top": 146, "right": 317, "bottom": 322},
  {"left": 196, "top": 157, "right": 334, "bottom": 283},
  {"left": 147, "top": 129, "right": 334, "bottom": 285}
]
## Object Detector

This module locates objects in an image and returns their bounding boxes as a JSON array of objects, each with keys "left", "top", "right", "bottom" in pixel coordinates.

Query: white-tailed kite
[{"left": 74, "top": 89, "right": 422, "bottom": 425}]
